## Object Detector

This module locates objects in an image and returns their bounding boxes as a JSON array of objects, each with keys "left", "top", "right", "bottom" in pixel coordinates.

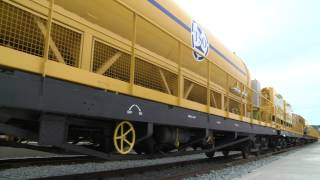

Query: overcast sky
[{"left": 173, "top": 0, "right": 320, "bottom": 125}]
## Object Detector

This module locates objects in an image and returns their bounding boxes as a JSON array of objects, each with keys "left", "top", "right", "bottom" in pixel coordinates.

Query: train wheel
[
  {"left": 134, "top": 138, "right": 156, "bottom": 154},
  {"left": 113, "top": 121, "right": 136, "bottom": 154},
  {"left": 205, "top": 151, "right": 215, "bottom": 158},
  {"left": 241, "top": 145, "right": 250, "bottom": 159},
  {"left": 222, "top": 150, "right": 230, "bottom": 157}
]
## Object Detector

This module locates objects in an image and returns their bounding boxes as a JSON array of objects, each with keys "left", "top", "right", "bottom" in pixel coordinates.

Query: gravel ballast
[
  {"left": 185, "top": 149, "right": 303, "bottom": 180},
  {"left": 0, "top": 153, "right": 206, "bottom": 179},
  {"left": 185, "top": 156, "right": 279, "bottom": 180},
  {"left": 0, "top": 148, "right": 300, "bottom": 180},
  {"left": 108, "top": 152, "right": 283, "bottom": 180}
]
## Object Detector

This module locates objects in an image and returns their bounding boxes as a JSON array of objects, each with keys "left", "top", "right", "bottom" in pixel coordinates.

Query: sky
[{"left": 173, "top": 0, "right": 320, "bottom": 125}]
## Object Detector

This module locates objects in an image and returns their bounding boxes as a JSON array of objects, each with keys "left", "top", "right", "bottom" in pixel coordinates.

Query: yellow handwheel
[{"left": 113, "top": 121, "right": 136, "bottom": 154}]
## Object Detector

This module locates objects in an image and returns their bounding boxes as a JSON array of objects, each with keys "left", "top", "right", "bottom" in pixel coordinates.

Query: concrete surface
[
  {"left": 0, "top": 146, "right": 57, "bottom": 159},
  {"left": 233, "top": 142, "right": 320, "bottom": 180}
]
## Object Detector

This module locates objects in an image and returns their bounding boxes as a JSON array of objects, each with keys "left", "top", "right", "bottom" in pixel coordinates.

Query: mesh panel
[
  {"left": 228, "top": 76, "right": 238, "bottom": 92},
  {"left": 229, "top": 98, "right": 240, "bottom": 115},
  {"left": 210, "top": 90, "right": 222, "bottom": 109},
  {"left": 135, "top": 58, "right": 178, "bottom": 95},
  {"left": 0, "top": 1, "right": 81, "bottom": 67},
  {"left": 261, "top": 109, "right": 272, "bottom": 122},
  {"left": 0, "top": 1, "right": 44, "bottom": 56},
  {"left": 160, "top": 68, "right": 178, "bottom": 96},
  {"left": 184, "top": 79, "right": 207, "bottom": 105},
  {"left": 242, "top": 104, "right": 246, "bottom": 117},
  {"left": 49, "top": 23, "right": 81, "bottom": 67},
  {"left": 246, "top": 88, "right": 254, "bottom": 118},
  {"left": 245, "top": 104, "right": 252, "bottom": 118},
  {"left": 92, "top": 41, "right": 131, "bottom": 82}
]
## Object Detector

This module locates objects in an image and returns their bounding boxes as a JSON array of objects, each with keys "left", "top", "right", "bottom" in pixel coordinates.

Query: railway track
[
  {"left": 29, "top": 146, "right": 302, "bottom": 180},
  {"left": 0, "top": 148, "right": 215, "bottom": 170},
  {"left": 30, "top": 154, "right": 240, "bottom": 180},
  {"left": 163, "top": 149, "right": 293, "bottom": 180},
  {"left": 0, "top": 140, "right": 216, "bottom": 161},
  {"left": 0, "top": 144, "right": 308, "bottom": 180},
  {"left": 0, "top": 155, "right": 101, "bottom": 170}
]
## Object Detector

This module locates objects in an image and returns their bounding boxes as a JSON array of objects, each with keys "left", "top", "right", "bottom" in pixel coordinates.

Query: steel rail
[
  {"left": 31, "top": 153, "right": 242, "bottom": 180},
  {"left": 0, "top": 155, "right": 101, "bottom": 170},
  {"left": 31, "top": 144, "right": 309, "bottom": 180}
]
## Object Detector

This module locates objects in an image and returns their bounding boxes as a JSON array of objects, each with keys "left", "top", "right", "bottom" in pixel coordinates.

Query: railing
[
  {"left": 112, "top": 0, "right": 276, "bottom": 124},
  {"left": 0, "top": 0, "right": 285, "bottom": 129},
  {"left": 113, "top": 0, "right": 274, "bottom": 118}
]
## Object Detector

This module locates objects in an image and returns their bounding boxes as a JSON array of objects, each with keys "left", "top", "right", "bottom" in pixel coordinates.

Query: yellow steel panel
[
  {"left": 182, "top": 68, "right": 207, "bottom": 87},
  {"left": 4, "top": 0, "right": 311, "bottom": 131},
  {"left": 0, "top": 46, "right": 130, "bottom": 94},
  {"left": 229, "top": 113, "right": 241, "bottom": 122},
  {"left": 0, "top": 46, "right": 43, "bottom": 73},
  {"left": 119, "top": 0, "right": 250, "bottom": 85},
  {"left": 242, "top": 117, "right": 251, "bottom": 123},
  {"left": 46, "top": 60, "right": 130, "bottom": 93},
  {"left": 81, "top": 32, "right": 93, "bottom": 71},
  {"left": 180, "top": 99, "right": 207, "bottom": 113},
  {"left": 135, "top": 46, "right": 178, "bottom": 74},
  {"left": 209, "top": 107, "right": 225, "bottom": 117},
  {"left": 132, "top": 85, "right": 178, "bottom": 106},
  {"left": 134, "top": 58, "right": 178, "bottom": 96},
  {"left": 92, "top": 40, "right": 131, "bottom": 82}
]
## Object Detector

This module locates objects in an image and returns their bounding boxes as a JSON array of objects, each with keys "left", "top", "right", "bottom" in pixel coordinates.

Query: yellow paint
[
  {"left": 113, "top": 121, "right": 136, "bottom": 154},
  {"left": 0, "top": 0, "right": 311, "bottom": 137}
]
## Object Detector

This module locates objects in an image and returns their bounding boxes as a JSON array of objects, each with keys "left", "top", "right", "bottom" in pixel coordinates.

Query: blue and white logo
[{"left": 191, "top": 21, "right": 209, "bottom": 61}]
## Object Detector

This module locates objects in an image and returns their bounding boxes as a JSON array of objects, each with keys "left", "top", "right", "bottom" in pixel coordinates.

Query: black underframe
[{"left": 0, "top": 69, "right": 304, "bottom": 140}]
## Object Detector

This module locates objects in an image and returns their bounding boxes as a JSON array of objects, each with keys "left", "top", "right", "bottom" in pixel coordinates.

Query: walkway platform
[{"left": 234, "top": 142, "right": 320, "bottom": 180}]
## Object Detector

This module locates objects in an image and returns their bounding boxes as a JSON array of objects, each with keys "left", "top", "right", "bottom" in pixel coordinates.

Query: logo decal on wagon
[
  {"left": 126, "top": 104, "right": 143, "bottom": 116},
  {"left": 187, "top": 114, "right": 197, "bottom": 119},
  {"left": 191, "top": 21, "right": 209, "bottom": 61}
]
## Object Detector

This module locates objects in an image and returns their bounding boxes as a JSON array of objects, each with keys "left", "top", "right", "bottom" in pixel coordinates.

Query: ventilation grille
[
  {"left": 184, "top": 79, "right": 207, "bottom": 105},
  {"left": 0, "top": 1, "right": 81, "bottom": 67},
  {"left": 210, "top": 90, "right": 222, "bottom": 109},
  {"left": 135, "top": 58, "right": 178, "bottom": 95},
  {"left": 92, "top": 41, "right": 131, "bottom": 82},
  {"left": 49, "top": 23, "right": 81, "bottom": 67}
]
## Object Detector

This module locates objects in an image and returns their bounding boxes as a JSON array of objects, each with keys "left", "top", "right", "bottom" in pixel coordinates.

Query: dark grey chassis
[{"left": 0, "top": 69, "right": 308, "bottom": 159}]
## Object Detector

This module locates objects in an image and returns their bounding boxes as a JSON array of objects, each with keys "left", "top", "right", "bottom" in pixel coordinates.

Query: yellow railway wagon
[
  {"left": 306, "top": 125, "right": 319, "bottom": 139},
  {"left": 55, "top": 0, "right": 250, "bottom": 83},
  {"left": 292, "top": 114, "right": 305, "bottom": 136},
  {"left": 0, "top": 0, "right": 254, "bottom": 119},
  {"left": 0, "top": 0, "right": 316, "bottom": 157}
]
